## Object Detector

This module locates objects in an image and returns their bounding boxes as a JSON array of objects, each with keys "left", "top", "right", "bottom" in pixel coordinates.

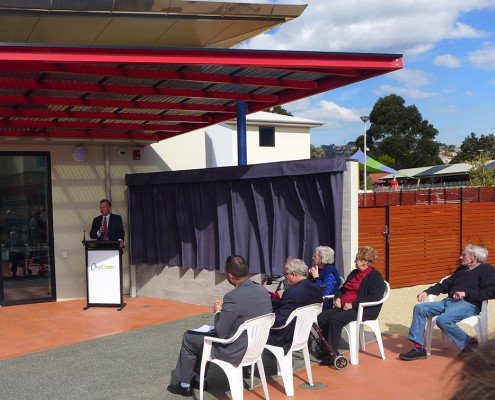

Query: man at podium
[{"left": 90, "top": 199, "right": 125, "bottom": 247}]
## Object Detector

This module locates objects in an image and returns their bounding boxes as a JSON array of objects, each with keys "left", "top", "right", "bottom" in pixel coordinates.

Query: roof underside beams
[{"left": 0, "top": 45, "right": 402, "bottom": 143}]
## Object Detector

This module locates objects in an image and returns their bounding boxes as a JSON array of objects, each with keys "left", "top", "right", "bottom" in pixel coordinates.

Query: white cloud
[
  {"left": 286, "top": 98, "right": 360, "bottom": 123},
  {"left": 374, "top": 69, "right": 437, "bottom": 99},
  {"left": 434, "top": 54, "right": 461, "bottom": 68},
  {"left": 237, "top": 0, "right": 493, "bottom": 57},
  {"left": 431, "top": 104, "right": 460, "bottom": 115},
  {"left": 469, "top": 45, "right": 495, "bottom": 71}
]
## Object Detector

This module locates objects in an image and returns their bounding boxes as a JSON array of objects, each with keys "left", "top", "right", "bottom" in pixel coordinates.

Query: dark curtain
[{"left": 125, "top": 157, "right": 346, "bottom": 275}]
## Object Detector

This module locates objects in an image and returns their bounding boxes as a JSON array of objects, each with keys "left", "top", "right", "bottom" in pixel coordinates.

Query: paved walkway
[{"left": 0, "top": 291, "right": 477, "bottom": 400}]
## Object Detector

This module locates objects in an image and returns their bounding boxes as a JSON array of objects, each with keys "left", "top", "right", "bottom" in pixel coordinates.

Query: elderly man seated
[
  {"left": 399, "top": 244, "right": 495, "bottom": 361},
  {"left": 267, "top": 258, "right": 323, "bottom": 353}
]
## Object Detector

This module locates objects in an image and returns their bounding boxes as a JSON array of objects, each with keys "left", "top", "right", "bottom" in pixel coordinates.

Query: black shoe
[
  {"left": 399, "top": 348, "right": 427, "bottom": 361},
  {"left": 459, "top": 337, "right": 479, "bottom": 357},
  {"left": 190, "top": 379, "right": 208, "bottom": 391},
  {"left": 167, "top": 382, "right": 192, "bottom": 397}
]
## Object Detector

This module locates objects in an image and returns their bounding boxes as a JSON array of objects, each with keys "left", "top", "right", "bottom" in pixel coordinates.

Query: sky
[{"left": 225, "top": 0, "right": 495, "bottom": 147}]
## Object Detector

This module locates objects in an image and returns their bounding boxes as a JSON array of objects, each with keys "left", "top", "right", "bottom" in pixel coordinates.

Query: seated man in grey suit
[{"left": 167, "top": 255, "right": 272, "bottom": 397}]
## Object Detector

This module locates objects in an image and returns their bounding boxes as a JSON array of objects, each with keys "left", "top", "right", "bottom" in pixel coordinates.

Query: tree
[
  {"left": 310, "top": 144, "right": 325, "bottom": 158},
  {"left": 360, "top": 174, "right": 375, "bottom": 191},
  {"left": 376, "top": 154, "right": 396, "bottom": 168},
  {"left": 450, "top": 133, "right": 495, "bottom": 164},
  {"left": 364, "top": 94, "right": 442, "bottom": 169},
  {"left": 468, "top": 153, "right": 495, "bottom": 186},
  {"left": 267, "top": 105, "right": 293, "bottom": 116}
]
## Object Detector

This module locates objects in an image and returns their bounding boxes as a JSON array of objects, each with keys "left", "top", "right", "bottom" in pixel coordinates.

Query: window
[
  {"left": 259, "top": 126, "right": 275, "bottom": 147},
  {"left": 0, "top": 152, "right": 55, "bottom": 305}
]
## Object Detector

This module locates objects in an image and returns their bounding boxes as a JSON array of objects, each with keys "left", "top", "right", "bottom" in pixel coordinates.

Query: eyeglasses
[{"left": 283, "top": 272, "right": 291, "bottom": 277}]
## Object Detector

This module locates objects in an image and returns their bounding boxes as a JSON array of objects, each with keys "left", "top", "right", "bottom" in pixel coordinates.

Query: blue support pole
[{"left": 236, "top": 101, "right": 247, "bottom": 166}]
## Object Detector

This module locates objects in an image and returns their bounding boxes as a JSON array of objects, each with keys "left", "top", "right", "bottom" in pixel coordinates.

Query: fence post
[
  {"left": 460, "top": 188, "right": 463, "bottom": 251},
  {"left": 385, "top": 205, "right": 390, "bottom": 283},
  {"left": 428, "top": 188, "right": 431, "bottom": 205}
]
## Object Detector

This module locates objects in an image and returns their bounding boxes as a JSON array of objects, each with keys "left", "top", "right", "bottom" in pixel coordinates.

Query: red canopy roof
[{"left": 0, "top": 45, "right": 402, "bottom": 143}]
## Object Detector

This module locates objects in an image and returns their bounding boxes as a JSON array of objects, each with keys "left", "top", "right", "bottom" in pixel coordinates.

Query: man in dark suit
[
  {"left": 89, "top": 199, "right": 125, "bottom": 247},
  {"left": 267, "top": 258, "right": 323, "bottom": 353},
  {"left": 168, "top": 255, "right": 272, "bottom": 397}
]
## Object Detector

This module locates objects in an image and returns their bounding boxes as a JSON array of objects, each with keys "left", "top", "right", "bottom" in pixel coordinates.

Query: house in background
[
  {"left": 152, "top": 111, "right": 323, "bottom": 170},
  {"left": 380, "top": 162, "right": 491, "bottom": 188}
]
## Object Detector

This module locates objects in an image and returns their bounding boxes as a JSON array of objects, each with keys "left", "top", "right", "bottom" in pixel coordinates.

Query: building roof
[
  {"left": 0, "top": 0, "right": 306, "bottom": 48},
  {"left": 228, "top": 111, "right": 324, "bottom": 127},
  {"left": 0, "top": 45, "right": 402, "bottom": 143},
  {"left": 382, "top": 160, "right": 495, "bottom": 180}
]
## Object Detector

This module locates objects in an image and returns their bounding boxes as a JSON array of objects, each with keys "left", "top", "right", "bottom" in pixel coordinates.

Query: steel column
[{"left": 237, "top": 102, "right": 247, "bottom": 166}]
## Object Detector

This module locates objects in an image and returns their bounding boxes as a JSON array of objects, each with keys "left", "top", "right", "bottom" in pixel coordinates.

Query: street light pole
[{"left": 360, "top": 115, "right": 370, "bottom": 204}]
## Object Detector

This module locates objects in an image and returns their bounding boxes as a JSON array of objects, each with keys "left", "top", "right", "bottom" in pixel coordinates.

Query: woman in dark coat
[{"left": 317, "top": 246, "right": 385, "bottom": 364}]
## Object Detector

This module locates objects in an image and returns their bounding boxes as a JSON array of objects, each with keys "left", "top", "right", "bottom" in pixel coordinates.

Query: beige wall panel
[
  {"left": 0, "top": 16, "right": 38, "bottom": 42},
  {"left": 94, "top": 18, "right": 176, "bottom": 46},
  {"left": 153, "top": 19, "right": 231, "bottom": 47},
  {"left": 29, "top": 16, "right": 109, "bottom": 44}
]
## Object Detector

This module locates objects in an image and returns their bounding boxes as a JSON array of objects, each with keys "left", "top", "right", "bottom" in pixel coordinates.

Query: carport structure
[{"left": 0, "top": 45, "right": 402, "bottom": 143}]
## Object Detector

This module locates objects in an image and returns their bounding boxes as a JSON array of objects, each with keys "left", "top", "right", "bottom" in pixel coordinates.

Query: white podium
[{"left": 83, "top": 240, "right": 124, "bottom": 309}]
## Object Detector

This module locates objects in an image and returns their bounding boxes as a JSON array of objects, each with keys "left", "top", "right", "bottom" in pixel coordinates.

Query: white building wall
[
  {"left": 204, "top": 124, "right": 236, "bottom": 167},
  {"left": 245, "top": 124, "right": 311, "bottom": 164},
  {"left": 150, "top": 129, "right": 206, "bottom": 171}
]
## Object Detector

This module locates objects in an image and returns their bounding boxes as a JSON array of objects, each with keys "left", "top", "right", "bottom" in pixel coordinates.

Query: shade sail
[
  {"left": 0, "top": 45, "right": 402, "bottom": 143},
  {"left": 350, "top": 150, "right": 413, "bottom": 177}
]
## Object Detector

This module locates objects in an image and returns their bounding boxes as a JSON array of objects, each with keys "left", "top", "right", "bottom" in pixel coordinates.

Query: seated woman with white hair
[{"left": 309, "top": 246, "right": 341, "bottom": 308}]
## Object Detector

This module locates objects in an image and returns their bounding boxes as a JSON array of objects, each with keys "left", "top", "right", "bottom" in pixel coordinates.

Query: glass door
[{"left": 0, "top": 152, "right": 55, "bottom": 306}]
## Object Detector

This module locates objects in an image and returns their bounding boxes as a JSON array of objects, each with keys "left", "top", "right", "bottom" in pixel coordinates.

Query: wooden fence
[
  {"left": 359, "top": 202, "right": 495, "bottom": 288},
  {"left": 359, "top": 186, "right": 495, "bottom": 207}
]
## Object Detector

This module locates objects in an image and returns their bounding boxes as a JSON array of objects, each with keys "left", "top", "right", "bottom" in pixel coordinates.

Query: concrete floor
[{"left": 1, "top": 288, "right": 491, "bottom": 400}]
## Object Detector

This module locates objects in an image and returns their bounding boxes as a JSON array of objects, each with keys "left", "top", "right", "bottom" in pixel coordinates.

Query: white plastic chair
[
  {"left": 265, "top": 303, "right": 323, "bottom": 396},
  {"left": 199, "top": 313, "right": 275, "bottom": 400},
  {"left": 424, "top": 276, "right": 489, "bottom": 355},
  {"left": 342, "top": 280, "right": 390, "bottom": 365}
]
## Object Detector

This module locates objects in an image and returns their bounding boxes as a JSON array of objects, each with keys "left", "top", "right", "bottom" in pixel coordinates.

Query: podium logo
[{"left": 90, "top": 262, "right": 116, "bottom": 271}]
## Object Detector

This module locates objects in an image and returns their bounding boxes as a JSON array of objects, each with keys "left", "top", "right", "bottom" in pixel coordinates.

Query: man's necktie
[{"left": 103, "top": 216, "right": 109, "bottom": 241}]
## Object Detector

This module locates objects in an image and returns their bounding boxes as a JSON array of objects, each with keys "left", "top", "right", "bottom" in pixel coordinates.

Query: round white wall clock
[{"left": 72, "top": 146, "right": 88, "bottom": 162}]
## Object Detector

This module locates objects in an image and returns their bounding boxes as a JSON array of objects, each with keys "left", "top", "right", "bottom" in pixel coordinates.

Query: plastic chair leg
[
  {"left": 302, "top": 346, "right": 313, "bottom": 386},
  {"left": 368, "top": 320, "right": 385, "bottom": 360},
  {"left": 346, "top": 321, "right": 359, "bottom": 365},
  {"left": 226, "top": 367, "right": 244, "bottom": 400},
  {"left": 278, "top": 352, "right": 295, "bottom": 396},
  {"left": 256, "top": 360, "right": 270, "bottom": 400},
  {"left": 425, "top": 317, "right": 434, "bottom": 356},
  {"left": 359, "top": 325, "right": 366, "bottom": 351}
]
